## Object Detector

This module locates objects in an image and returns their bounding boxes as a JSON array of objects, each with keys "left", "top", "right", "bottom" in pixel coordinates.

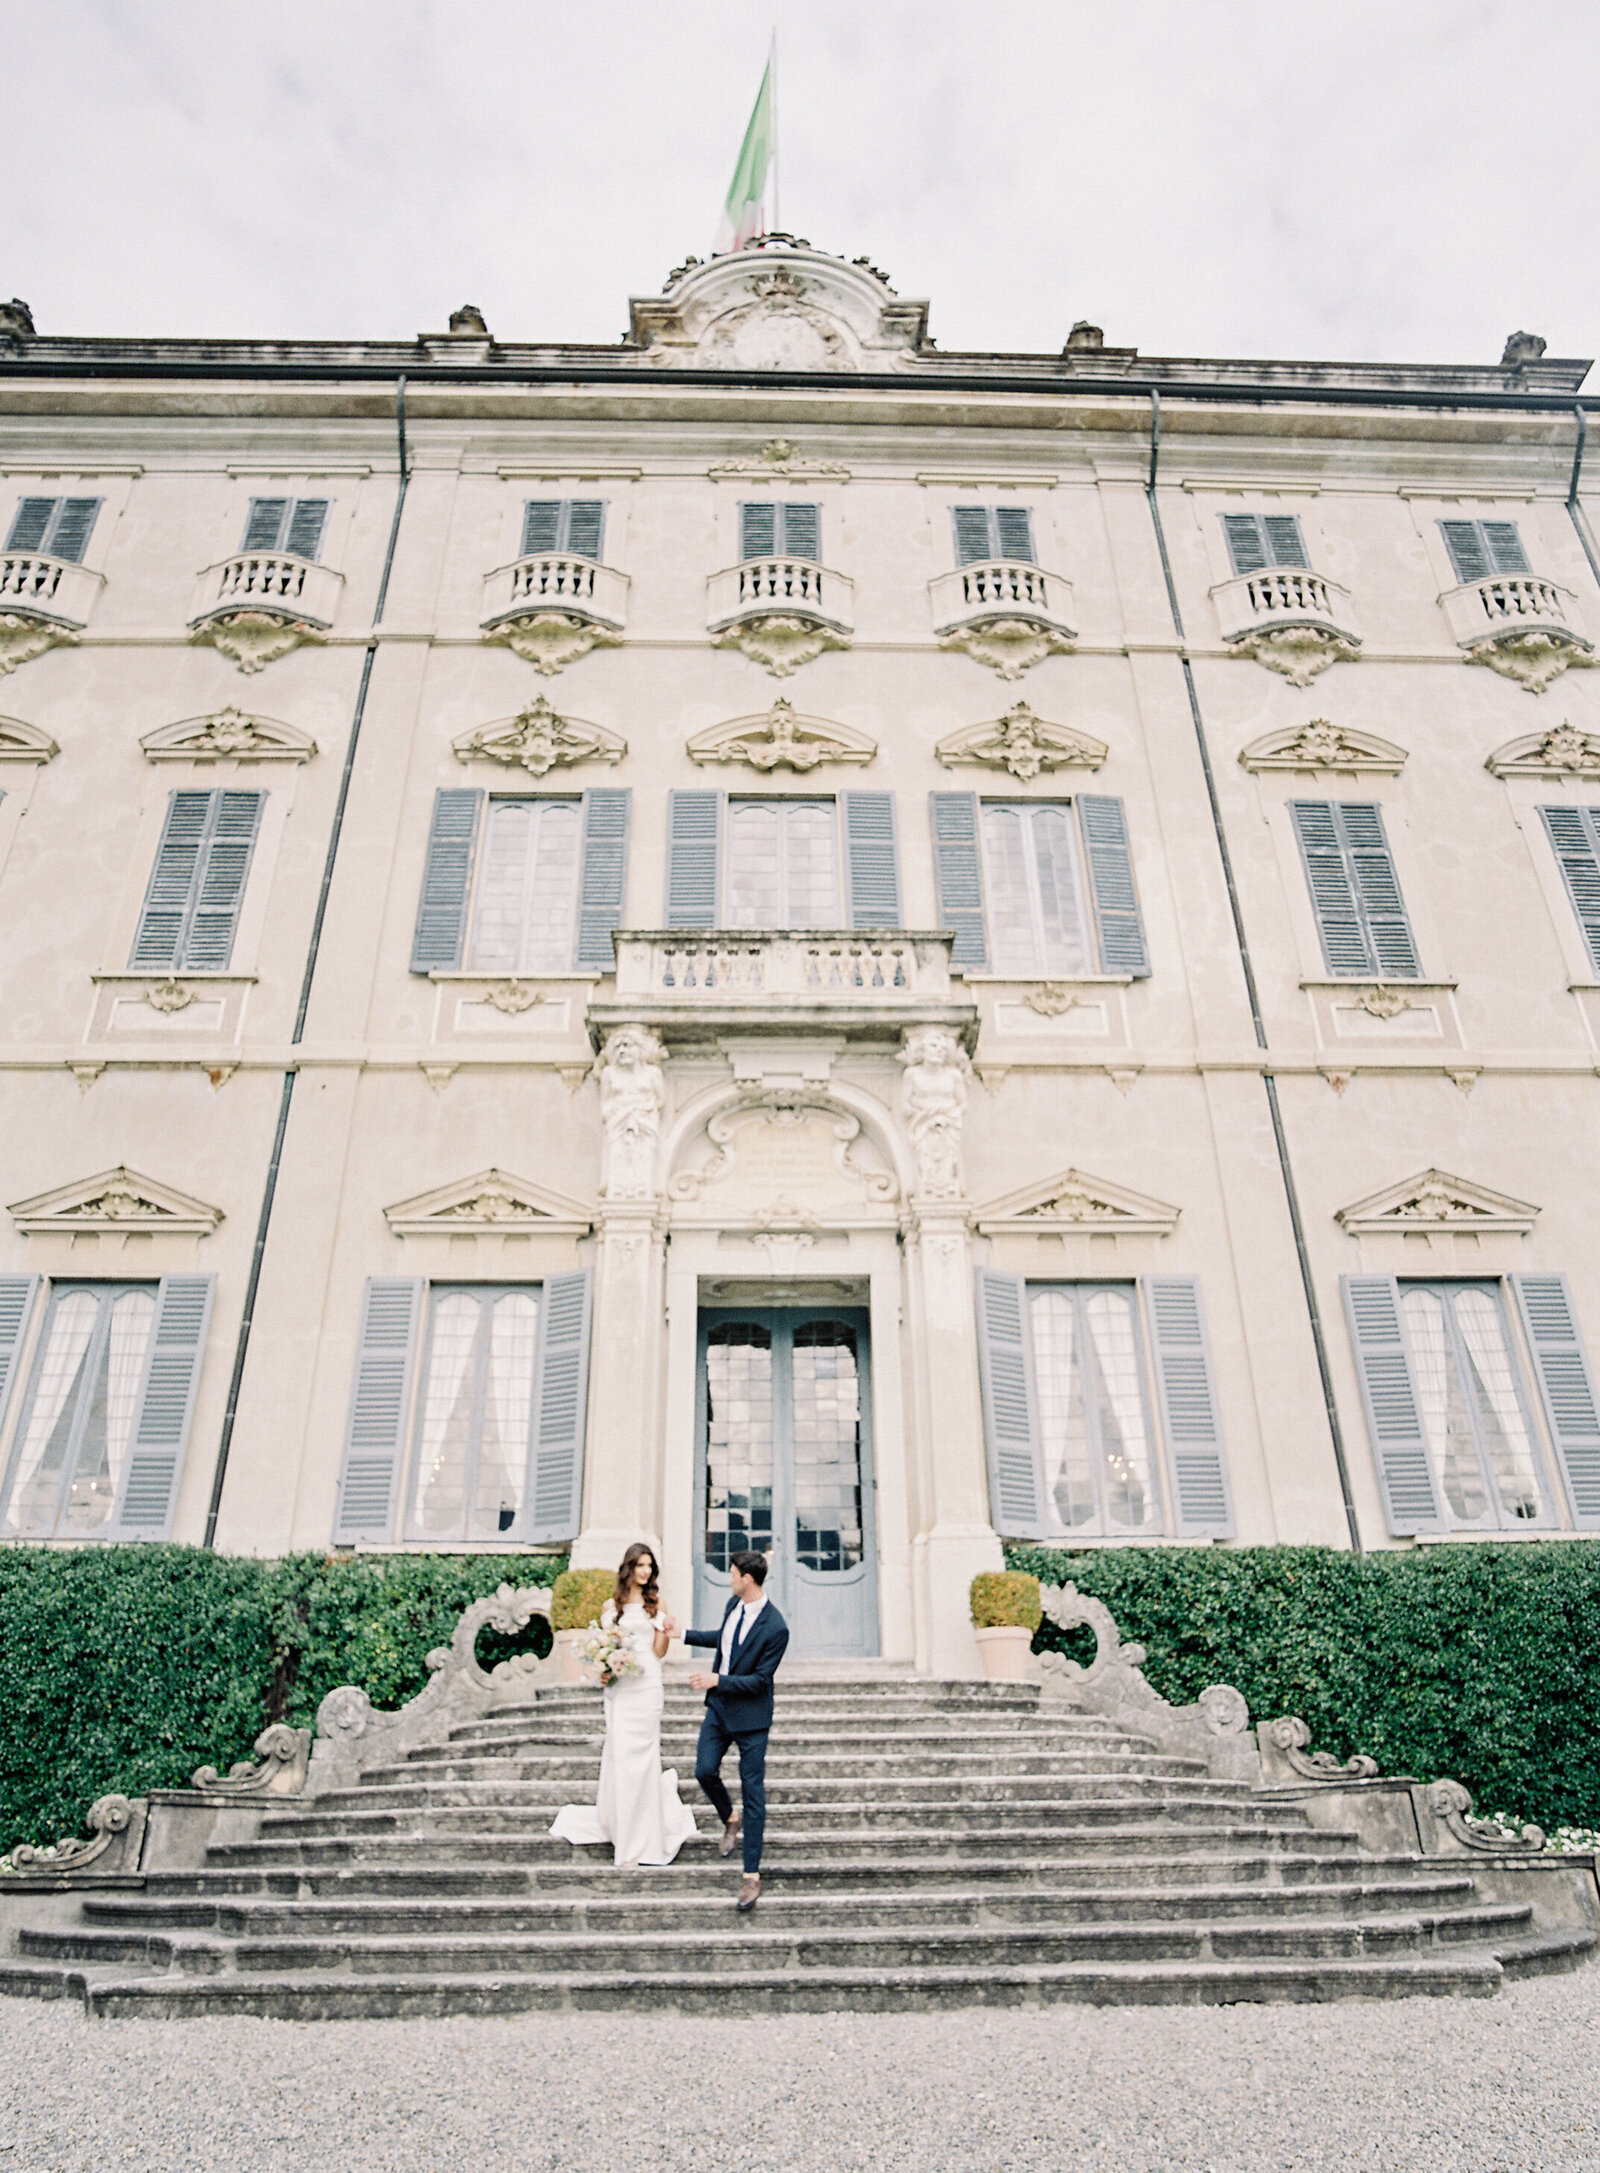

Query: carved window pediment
[
  {"left": 9, "top": 1165, "right": 223, "bottom": 1236},
  {"left": 1238, "top": 719, "right": 1406, "bottom": 774},
  {"left": 453, "top": 698, "right": 626, "bottom": 777},
  {"left": 383, "top": 1167, "right": 594, "bottom": 1237},
  {"left": 0, "top": 713, "right": 58, "bottom": 764},
  {"left": 935, "top": 703, "right": 1106, "bottom": 781},
  {"left": 1336, "top": 1167, "right": 1538, "bottom": 1237},
  {"left": 141, "top": 707, "right": 316, "bottom": 764},
  {"left": 975, "top": 1166, "right": 1179, "bottom": 1236},
  {"left": 686, "top": 699, "right": 875, "bottom": 773},
  {"left": 1486, "top": 721, "right": 1600, "bottom": 778}
]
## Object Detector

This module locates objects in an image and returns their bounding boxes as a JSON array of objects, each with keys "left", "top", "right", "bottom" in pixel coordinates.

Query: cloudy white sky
[{"left": 8, "top": 2, "right": 1599, "bottom": 370}]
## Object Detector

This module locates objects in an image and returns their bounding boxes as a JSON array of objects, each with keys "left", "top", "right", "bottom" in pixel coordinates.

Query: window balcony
[
  {"left": 479, "top": 553, "right": 630, "bottom": 674},
  {"left": 0, "top": 551, "right": 105, "bottom": 630},
  {"left": 928, "top": 561, "right": 1076, "bottom": 679},
  {"left": 1439, "top": 573, "right": 1594, "bottom": 693},
  {"left": 589, "top": 929, "right": 976, "bottom": 1048},
  {"left": 188, "top": 552, "right": 345, "bottom": 673},
  {"left": 706, "top": 558, "right": 854, "bottom": 676},
  {"left": 1211, "top": 567, "right": 1361, "bottom": 686}
]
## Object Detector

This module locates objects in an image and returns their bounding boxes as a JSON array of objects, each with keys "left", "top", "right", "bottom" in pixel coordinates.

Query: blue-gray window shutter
[
  {"left": 243, "top": 497, "right": 288, "bottom": 551},
  {"left": 109, "top": 1275, "right": 215, "bottom": 1540},
  {"left": 930, "top": 792, "right": 987, "bottom": 969},
  {"left": 1222, "top": 514, "right": 1269, "bottom": 574},
  {"left": 993, "top": 506, "right": 1035, "bottom": 563},
  {"left": 44, "top": 498, "right": 101, "bottom": 563},
  {"left": 1441, "top": 519, "right": 1530, "bottom": 582},
  {"left": 1291, "top": 800, "right": 1419, "bottom": 978},
  {"left": 842, "top": 792, "right": 901, "bottom": 929},
  {"left": 6, "top": 498, "right": 56, "bottom": 552},
  {"left": 130, "top": 789, "right": 264, "bottom": 971},
  {"left": 1077, "top": 795, "right": 1150, "bottom": 977},
  {"left": 1512, "top": 1274, "right": 1600, "bottom": 1530},
  {"left": 974, "top": 1270, "right": 1046, "bottom": 1538},
  {"left": 1144, "top": 1278, "right": 1233, "bottom": 1535},
  {"left": 410, "top": 788, "right": 483, "bottom": 972},
  {"left": 284, "top": 498, "right": 329, "bottom": 561},
  {"left": 564, "top": 501, "right": 605, "bottom": 560},
  {"left": 953, "top": 507, "right": 993, "bottom": 565},
  {"left": 1342, "top": 1276, "right": 1443, "bottom": 1534},
  {"left": 527, "top": 1268, "right": 593, "bottom": 1543},
  {"left": 131, "top": 791, "right": 212, "bottom": 968},
  {"left": 665, "top": 789, "right": 722, "bottom": 928},
  {"left": 574, "top": 788, "right": 631, "bottom": 968},
  {"left": 1539, "top": 806, "right": 1600, "bottom": 972},
  {"left": 1482, "top": 521, "right": 1531, "bottom": 575},
  {"left": 521, "top": 501, "right": 562, "bottom": 556},
  {"left": 0, "top": 1275, "right": 41, "bottom": 1445},
  {"left": 780, "top": 503, "right": 821, "bottom": 561},
  {"left": 740, "top": 502, "right": 778, "bottom": 559},
  {"left": 1263, "top": 515, "right": 1309, "bottom": 568},
  {"left": 334, "top": 1279, "right": 423, "bottom": 1543}
]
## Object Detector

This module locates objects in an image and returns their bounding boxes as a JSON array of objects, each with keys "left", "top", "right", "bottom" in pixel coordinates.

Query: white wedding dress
[{"left": 549, "top": 1602, "right": 700, "bottom": 1867}]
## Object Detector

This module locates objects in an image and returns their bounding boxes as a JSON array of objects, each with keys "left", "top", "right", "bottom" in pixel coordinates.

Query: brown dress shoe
[
  {"left": 737, "top": 1873, "right": 761, "bottom": 1912},
  {"left": 718, "top": 1813, "right": 742, "bottom": 1859}
]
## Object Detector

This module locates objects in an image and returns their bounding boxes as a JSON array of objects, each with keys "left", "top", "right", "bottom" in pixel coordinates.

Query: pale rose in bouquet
[{"left": 574, "top": 1623, "right": 642, "bottom": 1688}]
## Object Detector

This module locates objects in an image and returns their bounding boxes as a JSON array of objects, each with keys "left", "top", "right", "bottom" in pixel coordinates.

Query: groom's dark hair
[{"left": 730, "top": 1550, "right": 769, "bottom": 1585}]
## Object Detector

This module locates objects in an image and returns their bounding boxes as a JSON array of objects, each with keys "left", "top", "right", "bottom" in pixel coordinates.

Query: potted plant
[
  {"left": 549, "top": 1567, "right": 616, "bottom": 1682},
  {"left": 970, "top": 1571, "right": 1042, "bottom": 1681}
]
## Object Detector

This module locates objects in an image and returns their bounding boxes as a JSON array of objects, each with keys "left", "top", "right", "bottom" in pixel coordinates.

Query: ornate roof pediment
[
  {"left": 0, "top": 714, "right": 58, "bottom": 764},
  {"left": 629, "top": 244, "right": 928, "bottom": 371},
  {"left": 9, "top": 1165, "right": 223, "bottom": 1236},
  {"left": 1336, "top": 1167, "right": 1538, "bottom": 1237},
  {"left": 975, "top": 1166, "right": 1179, "bottom": 1237},
  {"left": 935, "top": 702, "right": 1106, "bottom": 780},
  {"left": 1238, "top": 718, "right": 1406, "bottom": 774},
  {"left": 383, "top": 1168, "right": 594, "bottom": 1237},
  {"left": 141, "top": 707, "right": 316, "bottom": 763},
  {"left": 1485, "top": 720, "right": 1600, "bottom": 779},
  {"left": 453, "top": 697, "right": 626, "bottom": 777},
  {"left": 686, "top": 699, "right": 875, "bottom": 773}
]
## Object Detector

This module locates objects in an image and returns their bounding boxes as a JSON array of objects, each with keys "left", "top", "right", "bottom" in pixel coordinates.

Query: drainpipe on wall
[
  {"left": 1566, "top": 406, "right": 1600, "bottom": 590},
  {"left": 1143, "top": 391, "right": 1364, "bottom": 1554},
  {"left": 202, "top": 378, "right": 412, "bottom": 1547}
]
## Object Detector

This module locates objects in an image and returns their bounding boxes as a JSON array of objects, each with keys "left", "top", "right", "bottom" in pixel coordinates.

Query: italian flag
[{"left": 715, "top": 56, "right": 774, "bottom": 253}]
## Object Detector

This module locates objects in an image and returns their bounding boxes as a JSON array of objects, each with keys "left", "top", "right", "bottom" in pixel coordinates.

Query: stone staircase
[{"left": 3, "top": 1679, "right": 1593, "bottom": 2017}]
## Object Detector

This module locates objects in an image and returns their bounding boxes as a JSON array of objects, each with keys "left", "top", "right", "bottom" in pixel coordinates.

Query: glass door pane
[
  {"left": 702, "top": 1321, "right": 775, "bottom": 1566},
  {"left": 790, "top": 1321, "right": 863, "bottom": 1572}
]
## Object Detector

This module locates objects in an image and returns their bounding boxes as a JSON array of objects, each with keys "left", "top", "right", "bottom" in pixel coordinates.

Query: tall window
[
  {"left": 1030, "top": 1285, "right": 1162, "bottom": 1537},
  {"left": 5, "top": 497, "right": 101, "bottom": 563},
  {"left": 725, "top": 799, "right": 839, "bottom": 928},
  {"left": 1399, "top": 1282, "right": 1544, "bottom": 1527},
  {"left": 1289, "top": 800, "right": 1419, "bottom": 978},
  {"left": 1540, "top": 806, "right": 1600, "bottom": 973},
  {"left": 1221, "top": 513, "right": 1309, "bottom": 574},
  {"left": 980, "top": 802, "right": 1094, "bottom": 975},
  {"left": 1440, "top": 519, "right": 1531, "bottom": 584},
  {"left": 130, "top": 790, "right": 264, "bottom": 972},
  {"left": 521, "top": 500, "right": 605, "bottom": 559},
  {"left": 242, "top": 497, "right": 328, "bottom": 560},
  {"left": 739, "top": 502, "right": 820, "bottom": 561},
  {"left": 1, "top": 1284, "right": 156, "bottom": 1537},
  {"left": 467, "top": 799, "right": 583, "bottom": 971},
  {"left": 407, "top": 1285, "right": 541, "bottom": 1540},
  {"left": 953, "top": 505, "right": 1035, "bottom": 565}
]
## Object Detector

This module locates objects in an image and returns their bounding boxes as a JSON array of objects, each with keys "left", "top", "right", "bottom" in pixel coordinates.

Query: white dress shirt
[{"left": 717, "top": 1592, "right": 768, "bottom": 1673}]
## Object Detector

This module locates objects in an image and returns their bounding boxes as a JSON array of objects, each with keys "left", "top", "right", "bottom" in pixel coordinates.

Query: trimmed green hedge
[
  {"left": 0, "top": 1547, "right": 563, "bottom": 1856},
  {"left": 1007, "top": 1542, "right": 1600, "bottom": 1826}
]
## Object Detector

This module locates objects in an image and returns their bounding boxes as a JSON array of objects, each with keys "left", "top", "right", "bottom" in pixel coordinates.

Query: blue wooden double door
[{"left": 693, "top": 1307, "right": 878, "bottom": 1659}]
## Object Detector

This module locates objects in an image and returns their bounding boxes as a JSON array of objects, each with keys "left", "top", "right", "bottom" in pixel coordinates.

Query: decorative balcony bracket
[
  {"left": 1467, "top": 631, "right": 1595, "bottom": 696},
  {"left": 0, "top": 613, "right": 74, "bottom": 677},
  {"left": 485, "top": 613, "right": 624, "bottom": 675},
  {"left": 189, "top": 553, "right": 343, "bottom": 675},
  {"left": 0, "top": 554, "right": 104, "bottom": 675},
  {"left": 480, "top": 555, "right": 631, "bottom": 677},
  {"left": 1230, "top": 625, "right": 1361, "bottom": 686},
  {"left": 931, "top": 562, "right": 1077, "bottom": 681},
  {"left": 1437, "top": 574, "right": 1594, "bottom": 694}
]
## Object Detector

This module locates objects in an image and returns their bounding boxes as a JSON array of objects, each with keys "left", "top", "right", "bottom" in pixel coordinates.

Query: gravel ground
[{"left": 2, "top": 1971, "right": 1598, "bottom": 2173}]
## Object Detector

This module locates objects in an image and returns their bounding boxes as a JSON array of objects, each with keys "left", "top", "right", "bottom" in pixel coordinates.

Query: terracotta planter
[{"left": 973, "top": 1624, "right": 1038, "bottom": 1682}]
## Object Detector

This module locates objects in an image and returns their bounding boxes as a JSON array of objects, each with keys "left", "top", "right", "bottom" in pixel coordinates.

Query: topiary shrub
[
  {"left": 970, "top": 1570, "right": 1042, "bottom": 1631},
  {"left": 550, "top": 1566, "right": 615, "bottom": 1631}
]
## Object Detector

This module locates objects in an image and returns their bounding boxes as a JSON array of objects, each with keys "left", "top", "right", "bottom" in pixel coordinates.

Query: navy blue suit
[{"left": 684, "top": 1595, "right": 789, "bottom": 1873}]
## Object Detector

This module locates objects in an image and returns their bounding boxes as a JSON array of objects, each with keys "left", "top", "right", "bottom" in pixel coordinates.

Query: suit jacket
[{"left": 684, "top": 1595, "right": 790, "bottom": 1735}]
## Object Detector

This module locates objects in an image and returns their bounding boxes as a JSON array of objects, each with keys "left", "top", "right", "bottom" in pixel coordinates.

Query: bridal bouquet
[{"left": 574, "top": 1624, "right": 641, "bottom": 1688}]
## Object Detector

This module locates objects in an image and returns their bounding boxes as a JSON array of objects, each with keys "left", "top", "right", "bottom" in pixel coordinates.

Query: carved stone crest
[
  {"left": 483, "top": 612, "right": 624, "bottom": 676},
  {"left": 686, "top": 698, "right": 874, "bottom": 772},
  {"left": 1486, "top": 720, "right": 1600, "bottom": 777},
  {"left": 935, "top": 702, "right": 1107, "bottom": 779},
  {"left": 708, "top": 438, "right": 852, "bottom": 482},
  {"left": 1238, "top": 718, "right": 1406, "bottom": 774},
  {"left": 938, "top": 618, "right": 1075, "bottom": 681},
  {"left": 141, "top": 707, "right": 317, "bottom": 763},
  {"left": 8, "top": 1165, "right": 223, "bottom": 1236},
  {"left": 191, "top": 612, "right": 322, "bottom": 674},
  {"left": 453, "top": 696, "right": 626, "bottom": 776},
  {"left": 1228, "top": 625, "right": 1361, "bottom": 686},
  {"left": 1466, "top": 630, "right": 1594, "bottom": 696},
  {"left": 713, "top": 615, "right": 848, "bottom": 677}
]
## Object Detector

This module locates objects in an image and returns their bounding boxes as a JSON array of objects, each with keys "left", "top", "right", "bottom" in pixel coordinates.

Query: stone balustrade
[
  {"left": 1439, "top": 572, "right": 1590, "bottom": 650},
  {"left": 0, "top": 552, "right": 105, "bottom": 629},
  {"left": 928, "top": 559, "right": 1076, "bottom": 639},
  {"left": 189, "top": 551, "right": 345, "bottom": 631},
  {"left": 706, "top": 556, "right": 854, "bottom": 635},
  {"left": 1211, "top": 565, "right": 1360, "bottom": 647},
  {"left": 480, "top": 552, "right": 630, "bottom": 633}
]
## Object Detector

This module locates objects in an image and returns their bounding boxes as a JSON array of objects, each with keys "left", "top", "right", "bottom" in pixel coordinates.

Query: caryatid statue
[
  {"left": 598, "top": 1026, "right": 666, "bottom": 1200},
  {"left": 897, "top": 1025, "right": 971, "bottom": 1199}
]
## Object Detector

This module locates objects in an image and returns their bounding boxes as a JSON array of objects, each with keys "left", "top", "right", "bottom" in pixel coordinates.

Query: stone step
[
  {"left": 403, "top": 1728, "right": 1163, "bottom": 1767},
  {"left": 77, "top": 1874, "right": 1487, "bottom": 1940},
  {"left": 303, "top": 1773, "right": 1245, "bottom": 1818},
  {"left": 4, "top": 1947, "right": 1541, "bottom": 2019},
  {"left": 380, "top": 1749, "right": 1211, "bottom": 1786}
]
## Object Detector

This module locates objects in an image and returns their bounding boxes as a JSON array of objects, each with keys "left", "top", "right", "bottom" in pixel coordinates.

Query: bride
[{"left": 549, "top": 1543, "right": 700, "bottom": 1868}]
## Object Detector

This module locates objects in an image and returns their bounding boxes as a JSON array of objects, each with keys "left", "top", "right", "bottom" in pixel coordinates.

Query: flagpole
[{"left": 769, "top": 28, "right": 780, "bottom": 236}]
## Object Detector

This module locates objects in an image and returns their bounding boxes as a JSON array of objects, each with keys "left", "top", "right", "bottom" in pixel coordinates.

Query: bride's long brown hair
[{"left": 613, "top": 1542, "right": 661, "bottom": 1618}]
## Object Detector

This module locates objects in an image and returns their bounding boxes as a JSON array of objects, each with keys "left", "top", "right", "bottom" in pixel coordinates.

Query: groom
[{"left": 685, "top": 1550, "right": 789, "bottom": 1912}]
